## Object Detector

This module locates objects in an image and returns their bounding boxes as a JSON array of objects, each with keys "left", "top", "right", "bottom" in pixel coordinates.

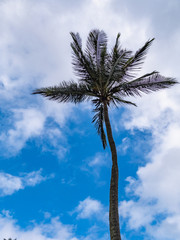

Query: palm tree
[{"left": 33, "top": 29, "right": 177, "bottom": 240}]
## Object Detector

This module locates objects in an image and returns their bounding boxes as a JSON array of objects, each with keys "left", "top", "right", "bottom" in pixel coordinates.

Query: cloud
[
  {"left": 0, "top": 212, "right": 78, "bottom": 240},
  {"left": 88, "top": 153, "right": 108, "bottom": 167},
  {"left": 119, "top": 75, "right": 180, "bottom": 239},
  {"left": 22, "top": 169, "right": 51, "bottom": 187},
  {"left": 0, "top": 173, "right": 23, "bottom": 196},
  {"left": 0, "top": 0, "right": 179, "bottom": 157},
  {"left": 81, "top": 152, "right": 110, "bottom": 180},
  {"left": 72, "top": 197, "right": 108, "bottom": 223},
  {"left": 0, "top": 0, "right": 152, "bottom": 157},
  {"left": 0, "top": 104, "right": 73, "bottom": 159},
  {"left": 117, "top": 137, "right": 130, "bottom": 155},
  {"left": 112, "top": 0, "right": 180, "bottom": 42},
  {"left": 71, "top": 197, "right": 109, "bottom": 239},
  {"left": 81, "top": 225, "right": 109, "bottom": 240},
  {"left": 74, "top": 197, "right": 103, "bottom": 219},
  {"left": 0, "top": 210, "right": 109, "bottom": 240},
  {"left": 0, "top": 108, "right": 45, "bottom": 156},
  {"left": 0, "top": 169, "right": 49, "bottom": 196},
  {"left": 0, "top": 0, "right": 75, "bottom": 156}
]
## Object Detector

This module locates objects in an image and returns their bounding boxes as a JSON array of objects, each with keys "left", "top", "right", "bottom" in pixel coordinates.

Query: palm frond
[
  {"left": 106, "top": 50, "right": 132, "bottom": 87},
  {"left": 120, "top": 38, "right": 155, "bottom": 80},
  {"left": 111, "top": 33, "right": 121, "bottom": 63},
  {"left": 109, "top": 71, "right": 157, "bottom": 95},
  {"left": 92, "top": 100, "right": 107, "bottom": 149},
  {"left": 126, "top": 38, "right": 154, "bottom": 69},
  {"left": 105, "top": 33, "right": 133, "bottom": 87},
  {"left": 85, "top": 29, "right": 108, "bottom": 68},
  {"left": 70, "top": 32, "right": 96, "bottom": 83},
  {"left": 32, "top": 81, "right": 92, "bottom": 103},
  {"left": 99, "top": 45, "right": 109, "bottom": 85},
  {"left": 120, "top": 73, "right": 178, "bottom": 96},
  {"left": 112, "top": 96, "right": 137, "bottom": 107}
]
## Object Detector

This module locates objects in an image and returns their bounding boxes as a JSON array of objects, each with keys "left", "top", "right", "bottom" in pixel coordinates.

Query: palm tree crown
[{"left": 33, "top": 29, "right": 177, "bottom": 149}]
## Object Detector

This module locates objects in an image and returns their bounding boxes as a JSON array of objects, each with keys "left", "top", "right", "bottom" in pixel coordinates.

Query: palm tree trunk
[{"left": 104, "top": 102, "right": 121, "bottom": 240}]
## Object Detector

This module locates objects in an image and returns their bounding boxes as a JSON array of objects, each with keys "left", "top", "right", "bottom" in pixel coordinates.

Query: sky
[{"left": 0, "top": 0, "right": 180, "bottom": 239}]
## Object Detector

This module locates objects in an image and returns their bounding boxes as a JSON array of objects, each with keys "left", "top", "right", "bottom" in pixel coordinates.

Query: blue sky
[{"left": 0, "top": 0, "right": 180, "bottom": 239}]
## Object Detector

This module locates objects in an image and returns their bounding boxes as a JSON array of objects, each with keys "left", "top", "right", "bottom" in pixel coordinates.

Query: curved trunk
[{"left": 104, "top": 102, "right": 121, "bottom": 240}]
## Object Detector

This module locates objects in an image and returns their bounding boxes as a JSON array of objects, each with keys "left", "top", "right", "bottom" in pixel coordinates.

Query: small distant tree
[{"left": 3, "top": 238, "right": 17, "bottom": 240}]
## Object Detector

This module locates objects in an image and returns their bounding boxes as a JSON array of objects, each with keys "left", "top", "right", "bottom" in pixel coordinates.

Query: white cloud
[
  {"left": 81, "top": 225, "right": 109, "bottom": 240},
  {"left": 0, "top": 173, "right": 23, "bottom": 196},
  {"left": 149, "top": 215, "right": 180, "bottom": 240},
  {"left": 23, "top": 169, "right": 50, "bottom": 187},
  {"left": 0, "top": 0, "right": 179, "bottom": 157},
  {"left": 0, "top": 0, "right": 75, "bottom": 156},
  {"left": 81, "top": 152, "right": 110, "bottom": 179},
  {"left": 0, "top": 169, "right": 49, "bottom": 196},
  {"left": 119, "top": 78, "right": 180, "bottom": 239},
  {"left": 0, "top": 0, "right": 152, "bottom": 156},
  {"left": 115, "top": 5, "right": 180, "bottom": 233},
  {"left": 0, "top": 104, "right": 73, "bottom": 158},
  {"left": 0, "top": 212, "right": 78, "bottom": 240},
  {"left": 0, "top": 210, "right": 109, "bottom": 240},
  {"left": 120, "top": 200, "right": 154, "bottom": 230},
  {"left": 72, "top": 197, "right": 108, "bottom": 223},
  {"left": 117, "top": 137, "right": 130, "bottom": 155},
  {"left": 74, "top": 197, "right": 103, "bottom": 219},
  {"left": 88, "top": 153, "right": 108, "bottom": 167},
  {"left": 0, "top": 108, "right": 45, "bottom": 155}
]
